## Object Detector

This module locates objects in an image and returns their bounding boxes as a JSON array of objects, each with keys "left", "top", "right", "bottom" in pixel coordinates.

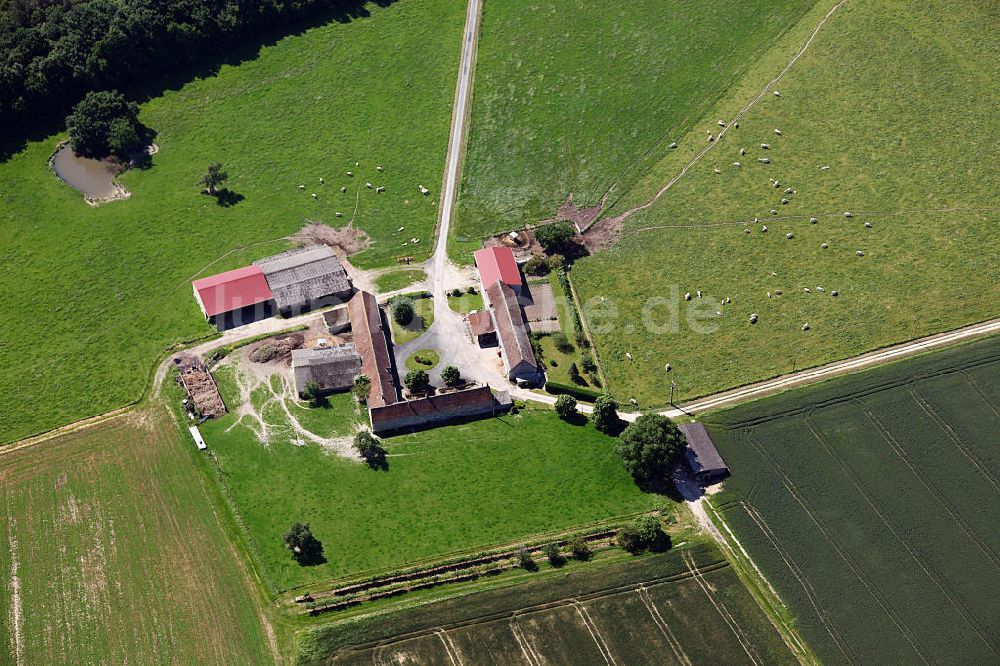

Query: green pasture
[
  {"left": 404, "top": 348, "right": 439, "bottom": 371},
  {"left": 574, "top": 0, "right": 1000, "bottom": 405},
  {"left": 197, "top": 371, "right": 662, "bottom": 592},
  {"left": 297, "top": 542, "right": 797, "bottom": 665},
  {"left": 451, "top": 0, "right": 816, "bottom": 259},
  {"left": 0, "top": 0, "right": 465, "bottom": 445},
  {"left": 705, "top": 335, "right": 1000, "bottom": 664},
  {"left": 374, "top": 268, "right": 427, "bottom": 294},
  {"left": 446, "top": 290, "right": 484, "bottom": 313},
  {"left": 0, "top": 407, "right": 272, "bottom": 664}
]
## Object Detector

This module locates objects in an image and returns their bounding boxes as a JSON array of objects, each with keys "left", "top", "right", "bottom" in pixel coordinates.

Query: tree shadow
[
  {"left": 295, "top": 547, "right": 327, "bottom": 567},
  {"left": 0, "top": 0, "right": 400, "bottom": 162},
  {"left": 213, "top": 188, "right": 245, "bottom": 207},
  {"left": 361, "top": 445, "right": 389, "bottom": 471},
  {"left": 564, "top": 412, "right": 589, "bottom": 427}
]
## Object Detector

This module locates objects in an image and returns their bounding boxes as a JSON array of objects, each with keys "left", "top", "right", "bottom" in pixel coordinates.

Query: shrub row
[{"left": 545, "top": 381, "right": 601, "bottom": 402}]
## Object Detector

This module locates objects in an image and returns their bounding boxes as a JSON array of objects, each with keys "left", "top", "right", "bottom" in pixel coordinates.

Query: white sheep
[
  {"left": 335, "top": 212, "right": 343, "bottom": 217},
  {"left": 366, "top": 182, "right": 373, "bottom": 189},
  {"left": 761, "top": 143, "right": 770, "bottom": 149},
  {"left": 376, "top": 166, "right": 384, "bottom": 172},
  {"left": 761, "top": 225, "right": 768, "bottom": 232},
  {"left": 786, "top": 232, "right": 794, "bottom": 239},
  {"left": 696, "top": 290, "right": 702, "bottom": 298},
  {"left": 758, "top": 158, "right": 770, "bottom": 164},
  {"left": 718, "top": 120, "right": 727, "bottom": 127},
  {"left": 397, "top": 226, "right": 405, "bottom": 232},
  {"left": 844, "top": 211, "right": 853, "bottom": 218},
  {"left": 626, "top": 352, "right": 633, "bottom": 361},
  {"left": 810, "top": 217, "right": 818, "bottom": 224},
  {"left": 298, "top": 184, "right": 305, "bottom": 190},
  {"left": 802, "top": 323, "right": 810, "bottom": 331},
  {"left": 340, "top": 186, "right": 347, "bottom": 193},
  {"left": 856, "top": 250, "right": 865, "bottom": 256},
  {"left": 864, "top": 221, "right": 872, "bottom": 228},
  {"left": 781, "top": 198, "right": 789, "bottom": 205},
  {"left": 821, "top": 242, "right": 829, "bottom": 249},
  {"left": 311, "top": 193, "right": 317, "bottom": 199},
  {"left": 774, "top": 90, "right": 781, "bottom": 97},
  {"left": 733, "top": 162, "right": 742, "bottom": 168},
  {"left": 740, "top": 147, "right": 746, "bottom": 156},
  {"left": 750, "top": 313, "right": 759, "bottom": 324},
  {"left": 346, "top": 171, "right": 353, "bottom": 176},
  {"left": 630, "top": 398, "right": 638, "bottom": 405},
  {"left": 376, "top": 186, "right": 386, "bottom": 193},
  {"left": 319, "top": 177, "right": 325, "bottom": 184},
  {"left": 684, "top": 292, "right": 692, "bottom": 301},
  {"left": 821, "top": 165, "right": 830, "bottom": 171},
  {"left": 774, "top": 129, "right": 782, "bottom": 136},
  {"left": 670, "top": 142, "right": 678, "bottom": 149},
  {"left": 420, "top": 186, "right": 430, "bottom": 195}
]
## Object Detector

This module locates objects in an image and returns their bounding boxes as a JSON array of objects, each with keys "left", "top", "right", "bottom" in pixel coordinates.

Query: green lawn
[
  {"left": 374, "top": 268, "right": 428, "bottom": 294},
  {"left": 0, "top": 0, "right": 466, "bottom": 446},
  {"left": 405, "top": 348, "right": 440, "bottom": 371},
  {"left": 447, "top": 290, "right": 484, "bottom": 313},
  {"left": 0, "top": 406, "right": 272, "bottom": 664},
  {"left": 573, "top": 0, "right": 1000, "bottom": 406},
  {"left": 704, "top": 335, "right": 1000, "bottom": 664},
  {"left": 388, "top": 294, "right": 435, "bottom": 345},
  {"left": 451, "top": 0, "right": 817, "bottom": 260},
  {"left": 197, "top": 393, "right": 663, "bottom": 593}
]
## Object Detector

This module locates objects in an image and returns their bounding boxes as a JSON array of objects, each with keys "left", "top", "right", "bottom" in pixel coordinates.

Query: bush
[
  {"left": 554, "top": 394, "right": 577, "bottom": 420},
  {"left": 617, "top": 516, "right": 670, "bottom": 554},
  {"left": 543, "top": 543, "right": 565, "bottom": 567},
  {"left": 353, "top": 431, "right": 388, "bottom": 470},
  {"left": 549, "top": 359, "right": 558, "bottom": 367},
  {"left": 524, "top": 256, "right": 550, "bottom": 276},
  {"left": 548, "top": 254, "right": 566, "bottom": 271},
  {"left": 284, "top": 522, "right": 324, "bottom": 565},
  {"left": 450, "top": 287, "right": 463, "bottom": 298},
  {"left": 580, "top": 352, "right": 597, "bottom": 374},
  {"left": 616, "top": 415, "right": 686, "bottom": 484},
  {"left": 404, "top": 369, "right": 430, "bottom": 393},
  {"left": 534, "top": 222, "right": 576, "bottom": 255},
  {"left": 592, "top": 394, "right": 621, "bottom": 435},
  {"left": 441, "top": 365, "right": 461, "bottom": 386},
  {"left": 390, "top": 296, "right": 415, "bottom": 325},
  {"left": 553, "top": 332, "right": 574, "bottom": 354},
  {"left": 466, "top": 285, "right": 478, "bottom": 295},
  {"left": 517, "top": 546, "right": 537, "bottom": 571},
  {"left": 302, "top": 380, "right": 324, "bottom": 406},
  {"left": 570, "top": 537, "right": 592, "bottom": 561},
  {"left": 352, "top": 374, "right": 372, "bottom": 403},
  {"left": 66, "top": 90, "right": 149, "bottom": 159},
  {"left": 567, "top": 362, "right": 582, "bottom": 384}
]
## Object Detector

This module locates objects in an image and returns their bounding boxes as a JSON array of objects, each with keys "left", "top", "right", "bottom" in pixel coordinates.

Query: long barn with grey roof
[
  {"left": 678, "top": 422, "right": 729, "bottom": 484},
  {"left": 255, "top": 245, "right": 353, "bottom": 315}
]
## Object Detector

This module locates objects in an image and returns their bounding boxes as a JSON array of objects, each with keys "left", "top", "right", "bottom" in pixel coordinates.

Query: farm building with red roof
[
  {"left": 474, "top": 246, "right": 522, "bottom": 294},
  {"left": 192, "top": 265, "right": 275, "bottom": 330}
]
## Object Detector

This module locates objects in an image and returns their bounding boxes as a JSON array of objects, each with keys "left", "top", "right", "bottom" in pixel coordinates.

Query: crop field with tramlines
[
  {"left": 296, "top": 543, "right": 801, "bottom": 665},
  {"left": 571, "top": 0, "right": 1000, "bottom": 407},
  {"left": 703, "top": 336, "right": 1000, "bottom": 664},
  {"left": 0, "top": 406, "right": 274, "bottom": 664}
]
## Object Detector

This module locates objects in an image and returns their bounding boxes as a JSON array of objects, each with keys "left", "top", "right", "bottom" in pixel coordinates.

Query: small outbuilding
[
  {"left": 468, "top": 310, "right": 497, "bottom": 346},
  {"left": 679, "top": 422, "right": 730, "bottom": 485},
  {"left": 291, "top": 344, "right": 363, "bottom": 397}
]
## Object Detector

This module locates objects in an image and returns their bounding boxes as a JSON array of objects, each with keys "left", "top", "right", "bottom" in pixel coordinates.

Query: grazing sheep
[
  {"left": 802, "top": 323, "right": 810, "bottom": 331},
  {"left": 714, "top": 168, "right": 721, "bottom": 174},
  {"left": 734, "top": 122, "right": 740, "bottom": 129},
  {"left": 810, "top": 217, "right": 818, "bottom": 224},
  {"left": 733, "top": 162, "right": 742, "bottom": 168},
  {"left": 630, "top": 398, "right": 638, "bottom": 406},
  {"left": 774, "top": 129, "right": 782, "bottom": 136},
  {"left": 844, "top": 211, "right": 853, "bottom": 218},
  {"left": 420, "top": 186, "right": 430, "bottom": 195},
  {"left": 865, "top": 221, "right": 872, "bottom": 228},
  {"left": 376, "top": 165, "right": 384, "bottom": 172},
  {"left": 744, "top": 228, "right": 752, "bottom": 234},
  {"left": 786, "top": 232, "right": 794, "bottom": 239},
  {"left": 771, "top": 209, "right": 778, "bottom": 215},
  {"left": 397, "top": 226, "right": 405, "bottom": 232},
  {"left": 740, "top": 147, "right": 746, "bottom": 156},
  {"left": 821, "top": 165, "right": 830, "bottom": 171},
  {"left": 831, "top": 290, "right": 839, "bottom": 297},
  {"left": 816, "top": 287, "right": 825, "bottom": 292},
  {"left": 771, "top": 272, "right": 778, "bottom": 277},
  {"left": 773, "top": 90, "right": 781, "bottom": 97},
  {"left": 856, "top": 250, "right": 865, "bottom": 256},
  {"left": 366, "top": 182, "right": 373, "bottom": 189},
  {"left": 821, "top": 242, "right": 829, "bottom": 249},
  {"left": 376, "top": 186, "right": 386, "bottom": 193},
  {"left": 670, "top": 142, "right": 678, "bottom": 149},
  {"left": 761, "top": 225, "right": 768, "bottom": 232},
  {"left": 355, "top": 161, "right": 360, "bottom": 167},
  {"left": 626, "top": 352, "right": 633, "bottom": 361},
  {"left": 750, "top": 313, "right": 759, "bottom": 324},
  {"left": 758, "top": 158, "right": 770, "bottom": 164},
  {"left": 696, "top": 290, "right": 702, "bottom": 298},
  {"left": 319, "top": 177, "right": 325, "bottom": 184},
  {"left": 335, "top": 212, "right": 342, "bottom": 217},
  {"left": 781, "top": 198, "right": 789, "bottom": 205},
  {"left": 767, "top": 291, "right": 772, "bottom": 298},
  {"left": 684, "top": 292, "right": 692, "bottom": 301},
  {"left": 775, "top": 289, "right": 783, "bottom": 295},
  {"left": 346, "top": 171, "right": 353, "bottom": 176},
  {"left": 760, "top": 143, "right": 770, "bottom": 149},
  {"left": 803, "top": 287, "right": 811, "bottom": 293},
  {"left": 298, "top": 184, "right": 305, "bottom": 190},
  {"left": 708, "top": 133, "right": 715, "bottom": 142},
  {"left": 665, "top": 363, "right": 671, "bottom": 372},
  {"left": 718, "top": 120, "right": 727, "bottom": 127},
  {"left": 785, "top": 187, "right": 794, "bottom": 194},
  {"left": 340, "top": 186, "right": 347, "bottom": 193}
]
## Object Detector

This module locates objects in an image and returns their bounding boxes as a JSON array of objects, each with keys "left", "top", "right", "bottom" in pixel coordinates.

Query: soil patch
[
  {"left": 175, "top": 356, "right": 227, "bottom": 418},
  {"left": 581, "top": 213, "right": 625, "bottom": 253},
  {"left": 249, "top": 333, "right": 305, "bottom": 363},
  {"left": 290, "top": 222, "right": 371, "bottom": 258}
]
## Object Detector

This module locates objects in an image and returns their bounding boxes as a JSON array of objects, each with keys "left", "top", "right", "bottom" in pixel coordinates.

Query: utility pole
[{"left": 670, "top": 379, "right": 677, "bottom": 406}]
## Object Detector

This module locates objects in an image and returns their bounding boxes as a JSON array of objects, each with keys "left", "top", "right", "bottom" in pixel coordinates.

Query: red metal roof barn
[
  {"left": 474, "top": 246, "right": 522, "bottom": 291},
  {"left": 192, "top": 265, "right": 274, "bottom": 318}
]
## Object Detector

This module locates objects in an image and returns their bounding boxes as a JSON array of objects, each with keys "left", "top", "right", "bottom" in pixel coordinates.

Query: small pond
[{"left": 51, "top": 144, "right": 121, "bottom": 200}]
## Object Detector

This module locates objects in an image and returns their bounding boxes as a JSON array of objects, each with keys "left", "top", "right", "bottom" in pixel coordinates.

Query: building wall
[{"left": 370, "top": 393, "right": 509, "bottom": 434}]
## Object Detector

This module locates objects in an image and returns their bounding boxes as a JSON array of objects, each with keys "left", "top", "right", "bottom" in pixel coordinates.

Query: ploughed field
[
  {"left": 572, "top": 0, "right": 1000, "bottom": 406},
  {"left": 198, "top": 365, "right": 661, "bottom": 593},
  {"left": 0, "top": 407, "right": 272, "bottom": 664},
  {"left": 451, "top": 0, "right": 816, "bottom": 259},
  {"left": 0, "top": 0, "right": 465, "bottom": 446},
  {"left": 704, "top": 336, "right": 1000, "bottom": 664},
  {"left": 296, "top": 543, "right": 799, "bottom": 665}
]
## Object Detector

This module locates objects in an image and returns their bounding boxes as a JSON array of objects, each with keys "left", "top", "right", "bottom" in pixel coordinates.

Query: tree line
[{"left": 0, "top": 0, "right": 384, "bottom": 130}]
